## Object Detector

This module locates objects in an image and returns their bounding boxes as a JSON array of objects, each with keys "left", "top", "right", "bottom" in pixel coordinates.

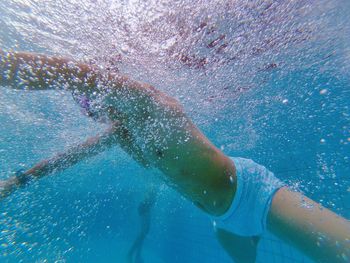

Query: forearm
[
  {"left": 24, "top": 129, "right": 118, "bottom": 179},
  {"left": 0, "top": 49, "right": 98, "bottom": 90},
  {"left": 0, "top": 128, "right": 116, "bottom": 199},
  {"left": 267, "top": 187, "right": 350, "bottom": 263}
]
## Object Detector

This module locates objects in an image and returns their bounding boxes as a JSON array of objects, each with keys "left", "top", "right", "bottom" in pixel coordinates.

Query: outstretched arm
[
  {"left": 0, "top": 49, "right": 155, "bottom": 100},
  {"left": 0, "top": 121, "right": 148, "bottom": 200},
  {"left": 0, "top": 49, "right": 94, "bottom": 90},
  {"left": 0, "top": 127, "right": 115, "bottom": 199}
]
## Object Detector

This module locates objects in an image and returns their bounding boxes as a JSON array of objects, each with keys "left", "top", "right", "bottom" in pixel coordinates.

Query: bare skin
[
  {"left": 0, "top": 50, "right": 236, "bottom": 215},
  {"left": 0, "top": 50, "right": 349, "bottom": 263},
  {"left": 268, "top": 188, "right": 350, "bottom": 263}
]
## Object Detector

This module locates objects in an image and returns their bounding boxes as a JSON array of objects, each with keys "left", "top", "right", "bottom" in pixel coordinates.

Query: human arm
[
  {"left": 0, "top": 49, "right": 92, "bottom": 90},
  {"left": 0, "top": 121, "right": 149, "bottom": 200},
  {"left": 0, "top": 49, "right": 157, "bottom": 102}
]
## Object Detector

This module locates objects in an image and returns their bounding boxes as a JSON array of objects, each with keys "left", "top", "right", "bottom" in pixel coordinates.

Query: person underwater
[{"left": 0, "top": 50, "right": 349, "bottom": 263}]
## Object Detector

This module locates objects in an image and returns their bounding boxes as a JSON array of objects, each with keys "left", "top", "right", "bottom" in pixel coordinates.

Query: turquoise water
[{"left": 0, "top": 0, "right": 350, "bottom": 262}]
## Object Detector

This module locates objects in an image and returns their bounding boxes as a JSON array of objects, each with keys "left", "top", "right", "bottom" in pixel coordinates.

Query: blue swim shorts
[{"left": 212, "top": 157, "right": 285, "bottom": 236}]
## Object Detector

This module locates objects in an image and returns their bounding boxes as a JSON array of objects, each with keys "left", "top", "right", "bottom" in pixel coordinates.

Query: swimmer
[
  {"left": 127, "top": 187, "right": 157, "bottom": 263},
  {"left": 0, "top": 50, "right": 349, "bottom": 263}
]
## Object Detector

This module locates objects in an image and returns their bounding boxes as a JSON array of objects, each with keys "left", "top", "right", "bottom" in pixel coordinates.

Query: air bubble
[
  {"left": 341, "top": 253, "right": 348, "bottom": 262},
  {"left": 300, "top": 199, "right": 314, "bottom": 210}
]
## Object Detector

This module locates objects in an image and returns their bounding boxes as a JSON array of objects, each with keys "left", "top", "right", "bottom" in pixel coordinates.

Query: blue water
[{"left": 0, "top": 1, "right": 350, "bottom": 262}]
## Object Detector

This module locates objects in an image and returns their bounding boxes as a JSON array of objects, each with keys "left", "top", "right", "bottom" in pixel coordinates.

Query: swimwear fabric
[{"left": 212, "top": 157, "right": 285, "bottom": 236}]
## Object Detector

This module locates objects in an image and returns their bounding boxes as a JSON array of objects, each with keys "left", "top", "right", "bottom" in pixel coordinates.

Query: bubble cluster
[{"left": 0, "top": 0, "right": 349, "bottom": 262}]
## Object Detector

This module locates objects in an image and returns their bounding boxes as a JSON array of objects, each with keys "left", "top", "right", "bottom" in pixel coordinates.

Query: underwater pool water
[{"left": 0, "top": 0, "right": 349, "bottom": 262}]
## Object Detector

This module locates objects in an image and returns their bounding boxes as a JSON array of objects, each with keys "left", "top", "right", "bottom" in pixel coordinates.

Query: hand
[{"left": 0, "top": 172, "right": 25, "bottom": 199}]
